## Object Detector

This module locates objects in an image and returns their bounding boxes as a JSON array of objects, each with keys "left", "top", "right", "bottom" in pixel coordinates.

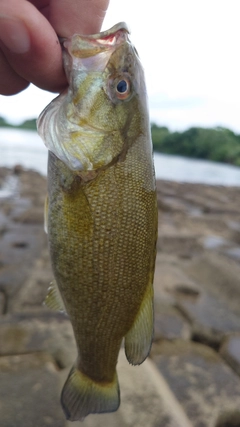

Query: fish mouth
[{"left": 62, "top": 22, "right": 130, "bottom": 59}]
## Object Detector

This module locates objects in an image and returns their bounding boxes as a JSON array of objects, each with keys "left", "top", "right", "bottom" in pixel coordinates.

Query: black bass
[{"left": 37, "top": 22, "right": 158, "bottom": 421}]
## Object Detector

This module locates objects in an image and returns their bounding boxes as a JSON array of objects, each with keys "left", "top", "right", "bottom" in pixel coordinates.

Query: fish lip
[
  {"left": 60, "top": 22, "right": 129, "bottom": 43},
  {"left": 61, "top": 22, "right": 130, "bottom": 58}
]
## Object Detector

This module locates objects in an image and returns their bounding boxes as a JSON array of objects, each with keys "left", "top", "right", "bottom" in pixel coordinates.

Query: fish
[{"left": 37, "top": 22, "right": 158, "bottom": 421}]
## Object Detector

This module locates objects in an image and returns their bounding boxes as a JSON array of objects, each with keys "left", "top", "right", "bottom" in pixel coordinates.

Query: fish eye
[
  {"left": 117, "top": 80, "right": 128, "bottom": 93},
  {"left": 115, "top": 78, "right": 131, "bottom": 100}
]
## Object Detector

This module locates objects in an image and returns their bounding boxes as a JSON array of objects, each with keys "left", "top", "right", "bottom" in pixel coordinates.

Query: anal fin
[
  {"left": 44, "top": 280, "right": 66, "bottom": 313},
  {"left": 124, "top": 284, "right": 154, "bottom": 365}
]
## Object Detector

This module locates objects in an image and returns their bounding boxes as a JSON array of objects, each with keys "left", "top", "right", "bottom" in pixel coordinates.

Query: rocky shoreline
[{"left": 1, "top": 166, "right": 240, "bottom": 427}]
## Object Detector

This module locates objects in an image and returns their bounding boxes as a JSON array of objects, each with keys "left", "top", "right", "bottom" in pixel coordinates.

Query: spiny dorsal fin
[
  {"left": 44, "top": 280, "right": 66, "bottom": 313},
  {"left": 124, "top": 284, "right": 154, "bottom": 365}
]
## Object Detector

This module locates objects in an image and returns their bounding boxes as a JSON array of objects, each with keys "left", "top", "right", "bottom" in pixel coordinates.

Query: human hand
[{"left": 0, "top": 0, "right": 109, "bottom": 95}]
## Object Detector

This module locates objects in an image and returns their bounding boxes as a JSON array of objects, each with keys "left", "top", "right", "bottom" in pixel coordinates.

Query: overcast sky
[{"left": 1, "top": 0, "right": 240, "bottom": 132}]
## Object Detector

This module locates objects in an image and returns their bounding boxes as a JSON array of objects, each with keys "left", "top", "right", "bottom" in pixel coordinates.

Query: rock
[
  {"left": 199, "top": 236, "right": 240, "bottom": 262},
  {"left": 176, "top": 292, "right": 240, "bottom": 335},
  {"left": 151, "top": 340, "right": 240, "bottom": 427},
  {"left": 227, "top": 220, "right": 240, "bottom": 244},
  {"left": 0, "top": 173, "right": 19, "bottom": 199},
  {"left": 0, "top": 312, "right": 77, "bottom": 368},
  {"left": 0, "top": 291, "right": 6, "bottom": 314},
  {"left": 0, "top": 211, "right": 8, "bottom": 235},
  {"left": 222, "top": 245, "right": 240, "bottom": 261},
  {"left": 186, "top": 215, "right": 229, "bottom": 237},
  {"left": 0, "top": 170, "right": 51, "bottom": 312},
  {"left": 13, "top": 206, "right": 44, "bottom": 224},
  {"left": 215, "top": 410, "right": 240, "bottom": 427},
  {"left": 200, "top": 235, "right": 232, "bottom": 250},
  {"left": 64, "top": 349, "right": 193, "bottom": 427},
  {"left": 154, "top": 302, "right": 191, "bottom": 341},
  {"left": 0, "top": 352, "right": 66, "bottom": 427},
  {"left": 183, "top": 186, "right": 240, "bottom": 215},
  {"left": 158, "top": 195, "right": 193, "bottom": 214},
  {"left": 183, "top": 252, "right": 240, "bottom": 316},
  {"left": 0, "top": 224, "right": 48, "bottom": 308},
  {"left": 158, "top": 233, "right": 202, "bottom": 258},
  {"left": 220, "top": 334, "right": 240, "bottom": 376},
  {"left": 7, "top": 197, "right": 31, "bottom": 220},
  {"left": 154, "top": 252, "right": 201, "bottom": 306},
  {"left": 13, "top": 164, "right": 24, "bottom": 174},
  {"left": 0, "top": 224, "right": 39, "bottom": 265},
  {"left": 9, "top": 248, "right": 53, "bottom": 313}
]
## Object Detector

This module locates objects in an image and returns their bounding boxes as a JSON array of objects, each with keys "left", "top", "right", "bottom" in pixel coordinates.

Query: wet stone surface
[
  {"left": 220, "top": 334, "right": 240, "bottom": 376},
  {"left": 0, "top": 352, "right": 66, "bottom": 427},
  {"left": 151, "top": 340, "right": 240, "bottom": 427},
  {"left": 1, "top": 167, "right": 240, "bottom": 426},
  {"left": 154, "top": 301, "right": 191, "bottom": 341}
]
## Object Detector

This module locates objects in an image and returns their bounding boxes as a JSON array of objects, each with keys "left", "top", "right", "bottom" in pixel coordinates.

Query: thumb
[{"left": 48, "top": 0, "right": 110, "bottom": 37}]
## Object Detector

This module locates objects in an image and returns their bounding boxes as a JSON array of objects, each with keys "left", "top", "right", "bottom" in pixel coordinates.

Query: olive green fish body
[
  {"left": 38, "top": 22, "right": 157, "bottom": 421},
  {"left": 48, "top": 136, "right": 157, "bottom": 360}
]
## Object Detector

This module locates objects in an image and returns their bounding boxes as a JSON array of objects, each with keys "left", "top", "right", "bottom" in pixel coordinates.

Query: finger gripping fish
[{"left": 37, "top": 22, "right": 158, "bottom": 421}]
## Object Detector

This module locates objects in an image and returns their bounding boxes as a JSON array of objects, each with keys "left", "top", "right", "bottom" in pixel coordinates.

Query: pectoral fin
[
  {"left": 124, "top": 284, "right": 154, "bottom": 365},
  {"left": 44, "top": 280, "right": 66, "bottom": 313},
  {"left": 44, "top": 195, "right": 49, "bottom": 234}
]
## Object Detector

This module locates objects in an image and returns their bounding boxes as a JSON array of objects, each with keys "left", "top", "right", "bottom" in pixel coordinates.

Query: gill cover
[{"left": 37, "top": 23, "right": 143, "bottom": 172}]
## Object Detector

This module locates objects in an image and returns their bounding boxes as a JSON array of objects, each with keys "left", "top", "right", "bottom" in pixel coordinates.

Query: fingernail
[{"left": 0, "top": 15, "right": 30, "bottom": 54}]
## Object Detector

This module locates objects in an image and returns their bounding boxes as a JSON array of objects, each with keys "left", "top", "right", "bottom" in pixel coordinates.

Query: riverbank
[{"left": 1, "top": 166, "right": 240, "bottom": 426}]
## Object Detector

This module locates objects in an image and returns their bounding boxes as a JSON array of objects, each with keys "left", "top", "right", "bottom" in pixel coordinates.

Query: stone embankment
[{"left": 1, "top": 166, "right": 240, "bottom": 427}]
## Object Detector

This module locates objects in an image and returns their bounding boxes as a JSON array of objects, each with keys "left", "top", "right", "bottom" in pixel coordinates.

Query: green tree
[
  {"left": 18, "top": 119, "right": 37, "bottom": 130},
  {"left": 151, "top": 124, "right": 240, "bottom": 167}
]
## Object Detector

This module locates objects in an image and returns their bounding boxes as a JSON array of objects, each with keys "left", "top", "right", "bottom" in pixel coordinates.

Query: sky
[{"left": 1, "top": 0, "right": 240, "bottom": 132}]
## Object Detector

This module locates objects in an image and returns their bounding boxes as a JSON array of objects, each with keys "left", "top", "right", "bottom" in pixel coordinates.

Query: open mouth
[{"left": 62, "top": 22, "right": 130, "bottom": 59}]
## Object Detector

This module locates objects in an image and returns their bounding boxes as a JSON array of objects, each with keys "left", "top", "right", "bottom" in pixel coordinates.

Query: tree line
[
  {"left": 151, "top": 124, "right": 240, "bottom": 166},
  {"left": 0, "top": 116, "right": 37, "bottom": 130}
]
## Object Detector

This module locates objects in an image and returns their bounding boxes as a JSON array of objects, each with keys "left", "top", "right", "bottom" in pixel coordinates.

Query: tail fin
[{"left": 61, "top": 365, "right": 120, "bottom": 421}]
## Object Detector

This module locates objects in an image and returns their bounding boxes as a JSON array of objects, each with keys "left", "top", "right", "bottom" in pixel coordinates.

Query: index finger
[
  {"left": 0, "top": 0, "right": 109, "bottom": 94},
  {"left": 43, "top": 0, "right": 110, "bottom": 36},
  {"left": 0, "top": 0, "right": 66, "bottom": 94}
]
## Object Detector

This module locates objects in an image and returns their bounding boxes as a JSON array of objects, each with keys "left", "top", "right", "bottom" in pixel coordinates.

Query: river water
[{"left": 1, "top": 128, "right": 240, "bottom": 186}]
